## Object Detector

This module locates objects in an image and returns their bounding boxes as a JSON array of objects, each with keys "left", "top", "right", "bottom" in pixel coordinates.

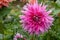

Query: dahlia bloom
[
  {"left": 13, "top": 33, "right": 23, "bottom": 40},
  {"left": 28, "top": 0, "right": 37, "bottom": 4},
  {"left": 20, "top": 2, "right": 54, "bottom": 35},
  {"left": 0, "top": 0, "right": 12, "bottom": 8}
]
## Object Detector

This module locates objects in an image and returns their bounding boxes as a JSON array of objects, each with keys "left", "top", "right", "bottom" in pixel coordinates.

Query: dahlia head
[
  {"left": 20, "top": 1, "right": 54, "bottom": 35},
  {"left": 0, "top": 0, "right": 12, "bottom": 8},
  {"left": 28, "top": 0, "right": 37, "bottom": 4},
  {"left": 13, "top": 33, "right": 23, "bottom": 40}
]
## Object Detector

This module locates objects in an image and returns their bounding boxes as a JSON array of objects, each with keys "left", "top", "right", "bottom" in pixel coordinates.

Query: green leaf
[
  {"left": 0, "top": 7, "right": 11, "bottom": 18},
  {"left": 53, "top": 9, "right": 60, "bottom": 16},
  {"left": 0, "top": 20, "right": 4, "bottom": 34}
]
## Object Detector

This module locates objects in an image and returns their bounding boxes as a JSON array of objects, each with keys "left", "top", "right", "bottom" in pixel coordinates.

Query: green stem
[{"left": 30, "top": 34, "right": 35, "bottom": 40}]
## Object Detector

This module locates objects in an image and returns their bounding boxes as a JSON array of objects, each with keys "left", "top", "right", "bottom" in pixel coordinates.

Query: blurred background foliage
[{"left": 0, "top": 0, "right": 60, "bottom": 40}]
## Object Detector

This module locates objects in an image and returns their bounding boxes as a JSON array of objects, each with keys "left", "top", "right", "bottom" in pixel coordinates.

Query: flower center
[{"left": 33, "top": 16, "right": 40, "bottom": 22}]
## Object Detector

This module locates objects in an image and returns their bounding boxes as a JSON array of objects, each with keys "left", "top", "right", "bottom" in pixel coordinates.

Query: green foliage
[{"left": 0, "top": 0, "right": 60, "bottom": 40}]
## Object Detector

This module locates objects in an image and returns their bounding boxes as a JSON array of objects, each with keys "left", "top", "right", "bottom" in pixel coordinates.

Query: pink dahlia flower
[
  {"left": 20, "top": 2, "right": 54, "bottom": 35},
  {"left": 0, "top": 0, "right": 12, "bottom": 8},
  {"left": 13, "top": 33, "right": 23, "bottom": 40}
]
